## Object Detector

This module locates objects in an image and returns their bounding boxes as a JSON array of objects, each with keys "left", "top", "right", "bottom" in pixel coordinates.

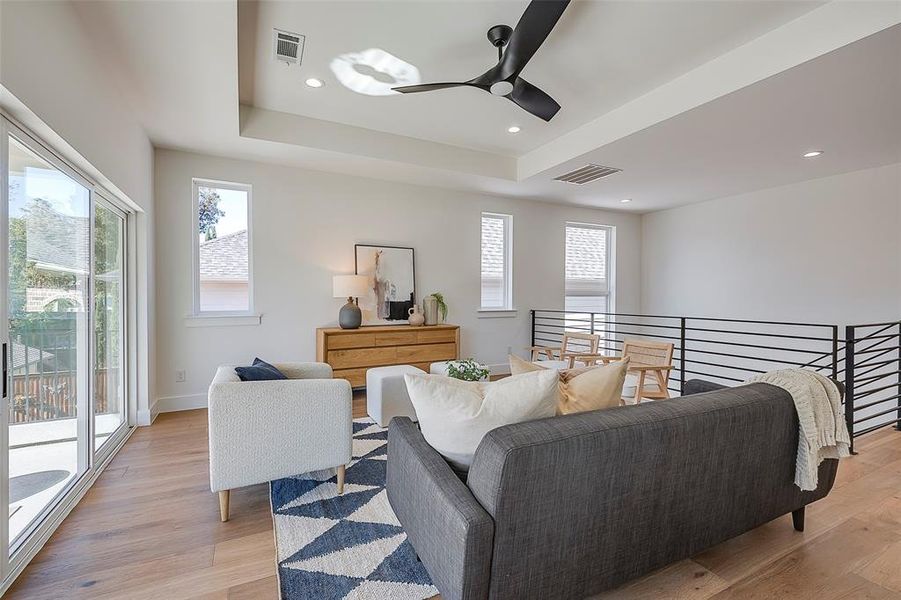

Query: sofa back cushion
[
  {"left": 404, "top": 371, "right": 559, "bottom": 470},
  {"left": 465, "top": 383, "right": 838, "bottom": 600}
]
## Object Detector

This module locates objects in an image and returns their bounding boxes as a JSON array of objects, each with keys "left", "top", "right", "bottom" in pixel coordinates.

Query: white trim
[
  {"left": 191, "top": 178, "right": 254, "bottom": 317},
  {"left": 1, "top": 111, "right": 10, "bottom": 584},
  {"left": 477, "top": 309, "right": 518, "bottom": 319},
  {"left": 185, "top": 314, "right": 262, "bottom": 327},
  {"left": 155, "top": 393, "right": 208, "bottom": 413},
  {"left": 0, "top": 425, "right": 135, "bottom": 596}
]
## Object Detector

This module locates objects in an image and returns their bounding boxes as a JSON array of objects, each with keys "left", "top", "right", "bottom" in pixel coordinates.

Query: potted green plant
[
  {"left": 429, "top": 292, "right": 447, "bottom": 324},
  {"left": 446, "top": 358, "right": 490, "bottom": 382}
]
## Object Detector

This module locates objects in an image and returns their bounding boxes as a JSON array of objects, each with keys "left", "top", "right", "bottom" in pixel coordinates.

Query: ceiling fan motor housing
[{"left": 487, "top": 24, "right": 513, "bottom": 48}]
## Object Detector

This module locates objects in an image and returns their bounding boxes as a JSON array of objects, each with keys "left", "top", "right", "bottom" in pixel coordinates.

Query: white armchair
[{"left": 208, "top": 362, "right": 352, "bottom": 521}]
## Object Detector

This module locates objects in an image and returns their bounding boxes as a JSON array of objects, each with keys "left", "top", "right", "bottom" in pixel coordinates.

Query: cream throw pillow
[
  {"left": 509, "top": 354, "right": 629, "bottom": 415},
  {"left": 403, "top": 370, "right": 559, "bottom": 469}
]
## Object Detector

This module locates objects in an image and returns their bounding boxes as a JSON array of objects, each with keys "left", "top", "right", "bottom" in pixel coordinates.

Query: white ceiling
[
  {"left": 72, "top": 0, "right": 901, "bottom": 213},
  {"left": 240, "top": 1, "right": 822, "bottom": 155}
]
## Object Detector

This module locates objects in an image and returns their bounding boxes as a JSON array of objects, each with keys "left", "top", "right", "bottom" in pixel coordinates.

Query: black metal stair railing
[{"left": 530, "top": 310, "right": 901, "bottom": 453}]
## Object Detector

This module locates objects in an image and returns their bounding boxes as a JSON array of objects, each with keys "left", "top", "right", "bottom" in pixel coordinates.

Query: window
[
  {"left": 565, "top": 223, "right": 613, "bottom": 315},
  {"left": 480, "top": 212, "right": 513, "bottom": 310},
  {"left": 192, "top": 179, "right": 252, "bottom": 314}
]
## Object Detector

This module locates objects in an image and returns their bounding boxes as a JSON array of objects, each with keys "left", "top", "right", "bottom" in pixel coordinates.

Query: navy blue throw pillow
[{"left": 235, "top": 357, "right": 288, "bottom": 381}]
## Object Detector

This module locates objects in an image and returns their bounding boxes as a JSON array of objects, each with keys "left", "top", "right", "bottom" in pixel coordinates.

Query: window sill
[
  {"left": 477, "top": 309, "right": 518, "bottom": 319},
  {"left": 185, "top": 314, "right": 262, "bottom": 327}
]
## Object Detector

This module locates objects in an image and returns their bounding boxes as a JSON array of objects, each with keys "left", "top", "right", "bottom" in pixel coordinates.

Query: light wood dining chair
[
  {"left": 529, "top": 332, "right": 601, "bottom": 369},
  {"left": 579, "top": 339, "right": 674, "bottom": 403}
]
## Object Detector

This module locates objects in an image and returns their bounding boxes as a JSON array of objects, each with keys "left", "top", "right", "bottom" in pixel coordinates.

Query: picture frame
[{"left": 354, "top": 244, "right": 416, "bottom": 326}]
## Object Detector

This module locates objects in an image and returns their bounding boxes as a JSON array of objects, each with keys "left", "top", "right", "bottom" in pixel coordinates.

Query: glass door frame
[
  {"left": 1, "top": 113, "right": 135, "bottom": 586},
  {"left": 91, "top": 192, "right": 130, "bottom": 465}
]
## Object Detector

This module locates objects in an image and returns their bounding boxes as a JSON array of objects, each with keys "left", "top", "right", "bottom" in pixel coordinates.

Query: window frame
[
  {"left": 564, "top": 222, "right": 615, "bottom": 314},
  {"left": 479, "top": 211, "right": 514, "bottom": 312},
  {"left": 190, "top": 178, "right": 254, "bottom": 318}
]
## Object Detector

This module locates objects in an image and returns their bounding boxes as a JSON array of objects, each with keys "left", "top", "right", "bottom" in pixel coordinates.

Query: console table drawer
[
  {"left": 375, "top": 331, "right": 419, "bottom": 346},
  {"left": 328, "top": 347, "right": 397, "bottom": 369},
  {"left": 328, "top": 333, "right": 377, "bottom": 350},
  {"left": 396, "top": 343, "right": 457, "bottom": 363},
  {"left": 417, "top": 329, "right": 457, "bottom": 344}
]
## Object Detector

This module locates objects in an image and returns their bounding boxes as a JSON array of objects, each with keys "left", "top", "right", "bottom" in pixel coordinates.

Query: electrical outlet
[{"left": 175, "top": 370, "right": 186, "bottom": 383}]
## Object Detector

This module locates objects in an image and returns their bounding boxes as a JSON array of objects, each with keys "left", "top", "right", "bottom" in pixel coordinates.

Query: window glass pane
[
  {"left": 8, "top": 135, "right": 89, "bottom": 547},
  {"left": 94, "top": 203, "right": 126, "bottom": 452},
  {"left": 197, "top": 185, "right": 249, "bottom": 312},
  {"left": 565, "top": 224, "right": 610, "bottom": 334},
  {"left": 480, "top": 214, "right": 507, "bottom": 309}
]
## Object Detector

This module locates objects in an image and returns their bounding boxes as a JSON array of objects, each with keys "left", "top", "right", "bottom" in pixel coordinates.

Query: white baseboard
[{"left": 154, "top": 393, "right": 208, "bottom": 414}]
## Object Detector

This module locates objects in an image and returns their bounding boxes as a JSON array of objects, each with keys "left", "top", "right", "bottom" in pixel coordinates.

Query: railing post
[
  {"left": 590, "top": 312, "right": 596, "bottom": 335},
  {"left": 896, "top": 321, "right": 901, "bottom": 431},
  {"left": 831, "top": 325, "right": 839, "bottom": 382},
  {"left": 680, "top": 317, "right": 687, "bottom": 396},
  {"left": 530, "top": 310, "right": 535, "bottom": 348},
  {"left": 844, "top": 325, "right": 856, "bottom": 455}
]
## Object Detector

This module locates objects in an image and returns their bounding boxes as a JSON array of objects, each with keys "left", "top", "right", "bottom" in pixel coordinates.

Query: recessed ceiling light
[
  {"left": 620, "top": 198, "right": 632, "bottom": 203},
  {"left": 803, "top": 150, "right": 823, "bottom": 158},
  {"left": 507, "top": 126, "right": 521, "bottom": 134},
  {"left": 305, "top": 78, "right": 324, "bottom": 88}
]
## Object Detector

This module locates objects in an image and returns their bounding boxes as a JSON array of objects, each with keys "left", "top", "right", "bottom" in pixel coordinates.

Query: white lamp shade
[{"left": 333, "top": 274, "right": 369, "bottom": 299}]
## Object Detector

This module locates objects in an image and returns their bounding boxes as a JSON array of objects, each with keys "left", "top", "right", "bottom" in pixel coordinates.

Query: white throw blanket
[{"left": 746, "top": 369, "right": 851, "bottom": 491}]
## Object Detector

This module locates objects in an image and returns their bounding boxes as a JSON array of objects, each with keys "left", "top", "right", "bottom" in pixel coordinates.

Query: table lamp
[{"left": 333, "top": 275, "right": 369, "bottom": 329}]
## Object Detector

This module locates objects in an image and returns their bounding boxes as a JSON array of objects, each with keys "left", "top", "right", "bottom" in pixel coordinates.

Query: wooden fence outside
[{"left": 10, "top": 369, "right": 120, "bottom": 424}]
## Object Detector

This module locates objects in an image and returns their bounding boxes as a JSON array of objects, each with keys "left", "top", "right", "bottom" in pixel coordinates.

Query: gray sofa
[{"left": 386, "top": 380, "right": 838, "bottom": 600}]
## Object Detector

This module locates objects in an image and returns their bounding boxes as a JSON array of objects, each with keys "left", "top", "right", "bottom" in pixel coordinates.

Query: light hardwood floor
[{"left": 7, "top": 397, "right": 901, "bottom": 599}]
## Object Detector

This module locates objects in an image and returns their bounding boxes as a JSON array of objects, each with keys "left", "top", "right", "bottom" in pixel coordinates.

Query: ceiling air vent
[
  {"left": 554, "top": 164, "right": 622, "bottom": 185},
  {"left": 273, "top": 29, "right": 304, "bottom": 65}
]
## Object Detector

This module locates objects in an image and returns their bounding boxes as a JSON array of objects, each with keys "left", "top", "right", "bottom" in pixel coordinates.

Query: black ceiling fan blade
[
  {"left": 392, "top": 82, "right": 470, "bottom": 93},
  {"left": 498, "top": 0, "right": 571, "bottom": 80},
  {"left": 508, "top": 78, "right": 560, "bottom": 121}
]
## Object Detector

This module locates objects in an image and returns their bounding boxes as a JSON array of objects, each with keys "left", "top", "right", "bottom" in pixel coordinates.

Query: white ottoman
[
  {"left": 366, "top": 365, "right": 425, "bottom": 427},
  {"left": 429, "top": 361, "right": 450, "bottom": 375}
]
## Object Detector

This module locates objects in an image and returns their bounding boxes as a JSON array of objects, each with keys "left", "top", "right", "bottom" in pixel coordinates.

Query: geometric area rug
[{"left": 270, "top": 419, "right": 439, "bottom": 599}]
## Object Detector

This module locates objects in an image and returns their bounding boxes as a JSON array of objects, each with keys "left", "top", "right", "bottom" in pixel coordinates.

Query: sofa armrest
[
  {"left": 208, "top": 378, "right": 352, "bottom": 491},
  {"left": 387, "top": 418, "right": 494, "bottom": 600},
  {"left": 683, "top": 379, "right": 729, "bottom": 396},
  {"left": 275, "top": 362, "right": 333, "bottom": 380}
]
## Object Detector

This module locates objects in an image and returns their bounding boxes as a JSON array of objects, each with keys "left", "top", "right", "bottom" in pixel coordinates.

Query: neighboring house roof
[
  {"left": 12, "top": 343, "right": 54, "bottom": 371},
  {"left": 199, "top": 230, "right": 248, "bottom": 281},
  {"left": 565, "top": 226, "right": 607, "bottom": 281},
  {"left": 25, "top": 210, "right": 91, "bottom": 275}
]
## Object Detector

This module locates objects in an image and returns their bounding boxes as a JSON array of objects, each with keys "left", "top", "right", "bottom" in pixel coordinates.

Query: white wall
[
  {"left": 0, "top": 0, "right": 155, "bottom": 423},
  {"left": 154, "top": 148, "right": 642, "bottom": 412},
  {"left": 641, "top": 162, "right": 901, "bottom": 325}
]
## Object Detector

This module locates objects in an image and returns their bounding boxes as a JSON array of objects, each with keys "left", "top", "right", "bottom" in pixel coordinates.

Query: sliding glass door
[
  {"left": 93, "top": 199, "right": 126, "bottom": 454},
  {"left": 2, "top": 117, "right": 132, "bottom": 580},
  {"left": 6, "top": 132, "right": 91, "bottom": 549}
]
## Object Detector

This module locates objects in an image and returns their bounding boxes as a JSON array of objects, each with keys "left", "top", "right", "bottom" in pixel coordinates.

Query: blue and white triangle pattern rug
[{"left": 270, "top": 419, "right": 438, "bottom": 600}]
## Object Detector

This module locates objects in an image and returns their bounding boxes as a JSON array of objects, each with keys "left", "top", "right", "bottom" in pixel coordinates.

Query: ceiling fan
[{"left": 392, "top": 0, "right": 571, "bottom": 122}]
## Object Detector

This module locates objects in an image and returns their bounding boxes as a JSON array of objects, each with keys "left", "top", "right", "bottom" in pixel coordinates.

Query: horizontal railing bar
[
  {"left": 533, "top": 310, "right": 835, "bottom": 328},
  {"left": 684, "top": 359, "right": 766, "bottom": 374},
  {"left": 682, "top": 347, "right": 832, "bottom": 368},
  {"left": 684, "top": 337, "right": 827, "bottom": 355},
  {"left": 853, "top": 322, "right": 900, "bottom": 341},
  {"left": 682, "top": 369, "right": 744, "bottom": 383},
  {"left": 853, "top": 404, "right": 901, "bottom": 424},
  {"left": 846, "top": 345, "right": 896, "bottom": 356},
  {"left": 853, "top": 394, "right": 901, "bottom": 412},
  {"left": 853, "top": 382, "right": 899, "bottom": 399},
  {"left": 854, "top": 418, "right": 901, "bottom": 437},
  {"left": 854, "top": 369, "right": 901, "bottom": 386},
  {"left": 849, "top": 320, "right": 901, "bottom": 330},
  {"left": 684, "top": 326, "right": 835, "bottom": 343},
  {"left": 534, "top": 318, "right": 681, "bottom": 331},
  {"left": 854, "top": 355, "right": 899, "bottom": 373}
]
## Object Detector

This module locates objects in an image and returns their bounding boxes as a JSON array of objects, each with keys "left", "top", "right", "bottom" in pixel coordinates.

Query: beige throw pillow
[
  {"left": 509, "top": 354, "right": 630, "bottom": 415},
  {"left": 403, "top": 370, "right": 559, "bottom": 469}
]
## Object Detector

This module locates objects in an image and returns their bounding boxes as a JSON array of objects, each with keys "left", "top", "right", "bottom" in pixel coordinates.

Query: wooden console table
[{"left": 316, "top": 324, "right": 460, "bottom": 388}]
